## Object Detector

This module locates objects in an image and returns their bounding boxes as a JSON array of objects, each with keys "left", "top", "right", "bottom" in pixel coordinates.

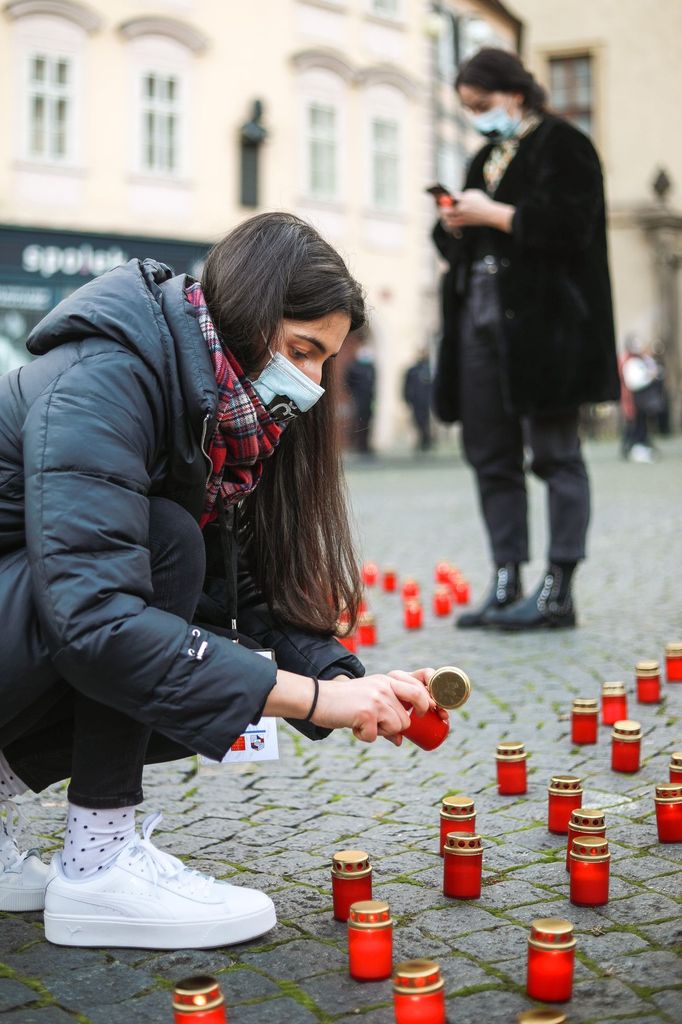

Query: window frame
[
  {"left": 139, "top": 69, "right": 182, "bottom": 177},
  {"left": 369, "top": 115, "right": 401, "bottom": 212},
  {"left": 25, "top": 50, "right": 75, "bottom": 164},
  {"left": 548, "top": 52, "right": 594, "bottom": 136}
]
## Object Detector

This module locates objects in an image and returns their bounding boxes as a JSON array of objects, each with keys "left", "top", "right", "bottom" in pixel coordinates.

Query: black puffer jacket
[{"left": 0, "top": 259, "right": 362, "bottom": 760}]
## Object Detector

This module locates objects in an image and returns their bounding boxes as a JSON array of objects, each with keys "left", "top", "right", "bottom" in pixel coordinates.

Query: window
[
  {"left": 371, "top": 117, "right": 400, "bottom": 210},
  {"left": 549, "top": 55, "right": 593, "bottom": 135},
  {"left": 26, "top": 53, "right": 73, "bottom": 161},
  {"left": 370, "top": 0, "right": 399, "bottom": 17},
  {"left": 307, "top": 102, "right": 337, "bottom": 200},
  {"left": 436, "top": 11, "right": 457, "bottom": 84},
  {"left": 140, "top": 71, "right": 181, "bottom": 174}
]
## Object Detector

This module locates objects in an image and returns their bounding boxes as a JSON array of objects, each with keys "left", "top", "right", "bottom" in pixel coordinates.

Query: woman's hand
[
  {"left": 311, "top": 672, "right": 431, "bottom": 745},
  {"left": 441, "top": 190, "right": 515, "bottom": 233}
]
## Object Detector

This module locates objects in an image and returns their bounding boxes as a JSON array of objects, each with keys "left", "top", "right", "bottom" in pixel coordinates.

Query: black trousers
[{"left": 459, "top": 266, "right": 590, "bottom": 567}]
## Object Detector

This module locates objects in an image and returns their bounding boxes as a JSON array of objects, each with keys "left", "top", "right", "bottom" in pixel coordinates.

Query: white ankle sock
[
  {"left": 0, "top": 751, "right": 28, "bottom": 800},
  {"left": 61, "top": 803, "right": 136, "bottom": 880}
]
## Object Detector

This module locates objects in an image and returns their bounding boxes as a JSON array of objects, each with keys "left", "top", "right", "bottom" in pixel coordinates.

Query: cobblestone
[{"left": 1, "top": 439, "right": 681, "bottom": 1022}]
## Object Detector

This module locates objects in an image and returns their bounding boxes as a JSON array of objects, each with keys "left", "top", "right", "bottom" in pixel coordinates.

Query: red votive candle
[
  {"left": 401, "top": 577, "right": 420, "bottom": 601},
  {"left": 362, "top": 561, "right": 378, "bottom": 586},
  {"left": 401, "top": 666, "right": 471, "bottom": 751},
  {"left": 403, "top": 600, "right": 423, "bottom": 630},
  {"left": 569, "top": 836, "right": 610, "bottom": 905},
  {"left": 611, "top": 720, "right": 642, "bottom": 773},
  {"left": 665, "top": 642, "right": 682, "bottom": 682},
  {"left": 439, "top": 795, "right": 475, "bottom": 855},
  {"left": 669, "top": 751, "right": 682, "bottom": 784},
  {"left": 654, "top": 783, "right": 682, "bottom": 842},
  {"left": 496, "top": 742, "right": 528, "bottom": 794},
  {"left": 636, "top": 660, "right": 661, "bottom": 704},
  {"left": 571, "top": 698, "right": 598, "bottom": 744},
  {"left": 517, "top": 1011, "right": 567, "bottom": 1024},
  {"left": 347, "top": 900, "right": 393, "bottom": 981},
  {"left": 548, "top": 776, "right": 583, "bottom": 834},
  {"left": 382, "top": 567, "right": 397, "bottom": 592},
  {"left": 337, "top": 631, "right": 357, "bottom": 653},
  {"left": 435, "top": 561, "right": 452, "bottom": 584},
  {"left": 331, "top": 850, "right": 372, "bottom": 921},
  {"left": 443, "top": 832, "right": 483, "bottom": 899},
  {"left": 432, "top": 586, "right": 452, "bottom": 617},
  {"left": 526, "top": 918, "right": 576, "bottom": 1003},
  {"left": 393, "top": 960, "right": 446, "bottom": 1024},
  {"left": 601, "top": 681, "right": 627, "bottom": 724},
  {"left": 357, "top": 613, "right": 377, "bottom": 646},
  {"left": 565, "top": 808, "right": 606, "bottom": 870},
  {"left": 452, "top": 577, "right": 470, "bottom": 604},
  {"left": 173, "top": 976, "right": 227, "bottom": 1023}
]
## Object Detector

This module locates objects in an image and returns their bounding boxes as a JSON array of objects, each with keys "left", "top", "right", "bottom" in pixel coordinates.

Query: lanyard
[{"left": 216, "top": 492, "right": 238, "bottom": 634}]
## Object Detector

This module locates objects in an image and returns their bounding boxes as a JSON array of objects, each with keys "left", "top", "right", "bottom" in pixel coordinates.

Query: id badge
[{"left": 200, "top": 649, "right": 280, "bottom": 765}]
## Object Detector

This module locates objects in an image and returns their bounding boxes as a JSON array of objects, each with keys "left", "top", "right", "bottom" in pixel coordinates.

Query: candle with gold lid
[
  {"left": 654, "top": 783, "right": 682, "bottom": 842},
  {"left": 357, "top": 612, "right": 377, "bottom": 646},
  {"left": 570, "top": 836, "right": 610, "bottom": 905},
  {"left": 393, "top": 959, "right": 446, "bottom": 1024},
  {"left": 403, "top": 600, "right": 423, "bottom": 630},
  {"left": 347, "top": 899, "right": 393, "bottom": 981},
  {"left": 547, "top": 776, "right": 583, "bottom": 834},
  {"left": 362, "top": 561, "right": 379, "bottom": 586},
  {"left": 439, "top": 795, "right": 475, "bottom": 855},
  {"left": 669, "top": 751, "right": 682, "bottom": 783},
  {"left": 432, "top": 586, "right": 452, "bottom": 617},
  {"left": 435, "top": 561, "right": 452, "bottom": 583},
  {"left": 331, "top": 850, "right": 372, "bottom": 921},
  {"left": 443, "top": 831, "right": 483, "bottom": 899},
  {"left": 636, "top": 660, "right": 661, "bottom": 704},
  {"left": 401, "top": 666, "right": 471, "bottom": 751},
  {"left": 173, "top": 976, "right": 226, "bottom": 1023},
  {"left": 401, "top": 577, "right": 420, "bottom": 601},
  {"left": 601, "top": 681, "right": 627, "bottom": 725},
  {"left": 496, "top": 741, "right": 528, "bottom": 795},
  {"left": 611, "top": 720, "right": 642, "bottom": 773},
  {"left": 526, "top": 918, "right": 576, "bottom": 1002},
  {"left": 665, "top": 642, "right": 682, "bottom": 682},
  {"left": 382, "top": 566, "right": 397, "bottom": 592},
  {"left": 517, "top": 1011, "right": 567, "bottom": 1024},
  {"left": 571, "top": 697, "right": 599, "bottom": 744},
  {"left": 566, "top": 807, "right": 606, "bottom": 870}
]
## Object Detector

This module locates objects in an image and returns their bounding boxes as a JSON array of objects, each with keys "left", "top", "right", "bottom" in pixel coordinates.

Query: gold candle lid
[
  {"left": 173, "top": 976, "right": 224, "bottom": 1013},
  {"left": 444, "top": 831, "right": 482, "bottom": 856},
  {"left": 636, "top": 660, "right": 660, "bottom": 676},
  {"left": 331, "top": 849, "right": 371, "bottom": 878},
  {"left": 529, "top": 918, "right": 576, "bottom": 951},
  {"left": 429, "top": 666, "right": 471, "bottom": 709},
  {"left": 496, "top": 741, "right": 527, "bottom": 761},
  {"left": 612, "top": 719, "right": 642, "bottom": 741},
  {"left": 348, "top": 900, "right": 392, "bottom": 929},
  {"left": 441, "top": 795, "right": 475, "bottom": 817},
  {"left": 572, "top": 697, "right": 598, "bottom": 713},
  {"left": 602, "top": 681, "right": 626, "bottom": 695},
  {"left": 655, "top": 782, "right": 682, "bottom": 803},
  {"left": 358, "top": 612, "right": 375, "bottom": 626},
  {"left": 518, "top": 1011, "right": 567, "bottom": 1024},
  {"left": 670, "top": 751, "right": 682, "bottom": 769},
  {"left": 393, "top": 959, "right": 444, "bottom": 995},
  {"left": 570, "top": 807, "right": 605, "bottom": 829},
  {"left": 549, "top": 774, "right": 583, "bottom": 794},
  {"left": 570, "top": 836, "right": 610, "bottom": 861},
  {"left": 665, "top": 642, "right": 682, "bottom": 656}
]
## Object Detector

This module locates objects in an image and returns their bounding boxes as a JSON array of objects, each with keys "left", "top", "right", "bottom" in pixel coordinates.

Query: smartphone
[{"left": 425, "top": 183, "right": 457, "bottom": 206}]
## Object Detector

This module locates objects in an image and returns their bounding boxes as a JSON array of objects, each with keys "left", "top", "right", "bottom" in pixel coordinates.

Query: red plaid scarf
[{"left": 185, "top": 282, "right": 284, "bottom": 528}]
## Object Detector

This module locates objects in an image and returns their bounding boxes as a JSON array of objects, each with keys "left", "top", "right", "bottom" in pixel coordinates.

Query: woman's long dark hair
[
  {"left": 455, "top": 48, "right": 547, "bottom": 112},
  {"left": 202, "top": 212, "right": 366, "bottom": 634}
]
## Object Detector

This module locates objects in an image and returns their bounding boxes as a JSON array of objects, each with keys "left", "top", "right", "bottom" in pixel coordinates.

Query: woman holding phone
[
  {"left": 0, "top": 212, "right": 436, "bottom": 949},
  {"left": 432, "top": 48, "right": 619, "bottom": 631}
]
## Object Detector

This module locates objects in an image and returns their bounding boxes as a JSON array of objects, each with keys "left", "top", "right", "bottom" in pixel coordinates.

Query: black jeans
[
  {"left": 459, "top": 266, "right": 590, "bottom": 566},
  {"left": 4, "top": 498, "right": 206, "bottom": 809}
]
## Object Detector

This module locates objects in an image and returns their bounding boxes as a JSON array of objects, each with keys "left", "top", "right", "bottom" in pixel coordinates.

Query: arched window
[
  {"left": 296, "top": 65, "right": 348, "bottom": 204},
  {"left": 363, "top": 83, "right": 407, "bottom": 214}
]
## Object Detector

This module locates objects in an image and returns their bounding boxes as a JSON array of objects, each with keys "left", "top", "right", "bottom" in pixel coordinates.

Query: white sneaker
[
  {"left": 44, "top": 812, "right": 276, "bottom": 948},
  {"left": 0, "top": 801, "right": 50, "bottom": 912},
  {"left": 629, "top": 444, "right": 655, "bottom": 463}
]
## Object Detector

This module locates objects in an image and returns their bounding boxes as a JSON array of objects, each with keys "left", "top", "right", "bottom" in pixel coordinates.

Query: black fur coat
[{"left": 432, "top": 115, "right": 620, "bottom": 422}]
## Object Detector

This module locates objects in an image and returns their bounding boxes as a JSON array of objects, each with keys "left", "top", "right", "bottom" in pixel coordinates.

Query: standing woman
[
  {"left": 432, "top": 48, "right": 619, "bottom": 630},
  {"left": 0, "top": 212, "right": 435, "bottom": 949}
]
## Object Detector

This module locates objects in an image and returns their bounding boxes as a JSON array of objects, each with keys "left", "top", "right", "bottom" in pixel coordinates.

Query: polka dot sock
[
  {"left": 0, "top": 750, "right": 28, "bottom": 800},
  {"left": 61, "top": 802, "right": 136, "bottom": 880}
]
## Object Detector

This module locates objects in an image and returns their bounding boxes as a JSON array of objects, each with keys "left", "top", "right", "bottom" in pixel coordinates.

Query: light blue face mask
[
  {"left": 249, "top": 334, "right": 325, "bottom": 422},
  {"left": 470, "top": 105, "right": 521, "bottom": 141}
]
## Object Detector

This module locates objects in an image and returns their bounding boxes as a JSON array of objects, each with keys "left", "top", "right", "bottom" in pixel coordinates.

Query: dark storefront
[{"left": 0, "top": 224, "right": 211, "bottom": 373}]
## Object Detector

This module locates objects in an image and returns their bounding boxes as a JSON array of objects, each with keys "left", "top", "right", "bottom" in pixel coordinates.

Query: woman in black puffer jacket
[{"left": 0, "top": 212, "right": 435, "bottom": 951}]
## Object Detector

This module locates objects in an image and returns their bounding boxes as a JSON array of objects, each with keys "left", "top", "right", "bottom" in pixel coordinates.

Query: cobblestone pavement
[{"left": 2, "top": 438, "right": 681, "bottom": 1024}]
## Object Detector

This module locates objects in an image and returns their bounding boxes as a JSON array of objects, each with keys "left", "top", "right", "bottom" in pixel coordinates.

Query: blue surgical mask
[
  {"left": 250, "top": 335, "right": 325, "bottom": 422},
  {"left": 471, "top": 105, "right": 521, "bottom": 141}
]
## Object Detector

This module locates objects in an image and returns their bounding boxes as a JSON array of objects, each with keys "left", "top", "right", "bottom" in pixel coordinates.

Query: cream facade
[
  {"left": 0, "top": 0, "right": 518, "bottom": 446},
  {"left": 511, "top": 0, "right": 682, "bottom": 428}
]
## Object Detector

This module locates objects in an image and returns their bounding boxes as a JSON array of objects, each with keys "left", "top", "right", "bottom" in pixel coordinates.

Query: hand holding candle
[{"left": 399, "top": 666, "right": 471, "bottom": 750}]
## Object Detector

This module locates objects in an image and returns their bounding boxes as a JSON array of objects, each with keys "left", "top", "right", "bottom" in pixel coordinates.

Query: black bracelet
[{"left": 304, "top": 677, "right": 320, "bottom": 722}]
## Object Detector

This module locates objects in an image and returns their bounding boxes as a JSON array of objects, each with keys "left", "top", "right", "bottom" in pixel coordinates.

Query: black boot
[
  {"left": 456, "top": 563, "right": 522, "bottom": 629},
  {"left": 485, "top": 563, "right": 577, "bottom": 631}
]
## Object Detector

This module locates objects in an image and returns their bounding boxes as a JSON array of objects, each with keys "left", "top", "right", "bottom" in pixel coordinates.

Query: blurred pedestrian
[
  {"left": 0, "top": 212, "right": 437, "bottom": 949},
  {"left": 344, "top": 338, "right": 376, "bottom": 454},
  {"left": 619, "top": 334, "right": 664, "bottom": 462},
  {"left": 403, "top": 349, "right": 434, "bottom": 451},
  {"left": 432, "top": 48, "right": 619, "bottom": 631}
]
